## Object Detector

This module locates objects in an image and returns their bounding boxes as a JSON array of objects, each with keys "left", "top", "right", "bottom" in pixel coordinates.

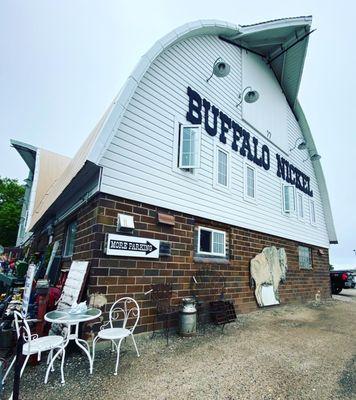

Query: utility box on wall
[{"left": 117, "top": 214, "right": 135, "bottom": 233}]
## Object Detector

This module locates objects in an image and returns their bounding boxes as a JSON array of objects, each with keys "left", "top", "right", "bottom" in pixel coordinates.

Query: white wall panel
[
  {"left": 242, "top": 51, "right": 289, "bottom": 153},
  {"left": 99, "top": 35, "right": 329, "bottom": 248}
]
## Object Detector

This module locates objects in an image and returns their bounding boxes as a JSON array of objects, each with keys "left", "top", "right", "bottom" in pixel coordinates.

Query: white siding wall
[
  {"left": 99, "top": 35, "right": 330, "bottom": 248},
  {"left": 242, "top": 51, "right": 289, "bottom": 153}
]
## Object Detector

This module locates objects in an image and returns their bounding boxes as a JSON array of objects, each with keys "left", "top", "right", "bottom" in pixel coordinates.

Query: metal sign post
[
  {"left": 12, "top": 325, "right": 24, "bottom": 400},
  {"left": 11, "top": 263, "right": 35, "bottom": 399}
]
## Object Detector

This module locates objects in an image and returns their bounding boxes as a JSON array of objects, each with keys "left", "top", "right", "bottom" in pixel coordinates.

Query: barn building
[{"left": 13, "top": 16, "right": 337, "bottom": 332}]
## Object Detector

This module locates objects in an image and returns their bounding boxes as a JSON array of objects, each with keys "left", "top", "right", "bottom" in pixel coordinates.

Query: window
[
  {"left": 217, "top": 149, "right": 228, "bottom": 186},
  {"left": 309, "top": 200, "right": 316, "bottom": 225},
  {"left": 245, "top": 164, "right": 256, "bottom": 200},
  {"left": 214, "top": 146, "right": 230, "bottom": 189},
  {"left": 178, "top": 125, "right": 201, "bottom": 169},
  {"left": 198, "top": 227, "right": 226, "bottom": 257},
  {"left": 63, "top": 220, "right": 77, "bottom": 257},
  {"left": 297, "top": 193, "right": 304, "bottom": 220},
  {"left": 299, "top": 246, "right": 312, "bottom": 269},
  {"left": 282, "top": 185, "right": 295, "bottom": 214}
]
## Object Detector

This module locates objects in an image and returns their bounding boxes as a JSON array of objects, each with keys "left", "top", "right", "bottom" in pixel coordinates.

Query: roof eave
[
  {"left": 224, "top": 16, "right": 313, "bottom": 108},
  {"left": 10, "top": 139, "right": 38, "bottom": 171},
  {"left": 239, "top": 15, "right": 312, "bottom": 34}
]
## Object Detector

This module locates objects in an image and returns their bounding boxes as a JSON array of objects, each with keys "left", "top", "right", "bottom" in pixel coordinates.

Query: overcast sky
[{"left": 0, "top": 1, "right": 355, "bottom": 267}]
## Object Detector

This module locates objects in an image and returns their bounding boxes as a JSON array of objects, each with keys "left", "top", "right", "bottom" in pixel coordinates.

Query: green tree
[{"left": 0, "top": 177, "right": 25, "bottom": 246}]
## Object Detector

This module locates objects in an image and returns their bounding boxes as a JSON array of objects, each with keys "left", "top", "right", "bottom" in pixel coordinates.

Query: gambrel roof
[{"left": 24, "top": 16, "right": 337, "bottom": 244}]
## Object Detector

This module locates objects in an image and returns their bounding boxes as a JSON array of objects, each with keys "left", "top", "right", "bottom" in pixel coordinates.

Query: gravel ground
[
  {"left": 333, "top": 287, "right": 356, "bottom": 303},
  {"left": 2, "top": 298, "right": 355, "bottom": 400}
]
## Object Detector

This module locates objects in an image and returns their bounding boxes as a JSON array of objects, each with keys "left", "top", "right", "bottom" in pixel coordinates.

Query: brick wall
[
  {"left": 74, "top": 193, "right": 331, "bottom": 333},
  {"left": 32, "top": 192, "right": 331, "bottom": 333}
]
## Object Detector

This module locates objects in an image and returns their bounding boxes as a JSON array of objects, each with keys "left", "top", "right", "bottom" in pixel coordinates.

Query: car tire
[{"left": 332, "top": 286, "right": 342, "bottom": 295}]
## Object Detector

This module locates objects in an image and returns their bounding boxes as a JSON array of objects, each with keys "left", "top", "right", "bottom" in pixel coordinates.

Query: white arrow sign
[{"left": 105, "top": 234, "right": 160, "bottom": 258}]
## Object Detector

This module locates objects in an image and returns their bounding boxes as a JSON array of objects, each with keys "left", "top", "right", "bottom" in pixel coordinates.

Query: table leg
[
  {"left": 74, "top": 337, "right": 93, "bottom": 371},
  {"left": 72, "top": 321, "right": 92, "bottom": 370}
]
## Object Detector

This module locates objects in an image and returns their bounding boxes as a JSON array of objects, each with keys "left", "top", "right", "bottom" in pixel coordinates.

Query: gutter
[
  {"left": 54, "top": 187, "right": 98, "bottom": 227},
  {"left": 51, "top": 166, "right": 103, "bottom": 228}
]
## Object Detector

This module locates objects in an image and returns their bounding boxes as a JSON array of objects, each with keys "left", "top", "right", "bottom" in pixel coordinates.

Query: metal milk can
[{"left": 179, "top": 297, "right": 197, "bottom": 337}]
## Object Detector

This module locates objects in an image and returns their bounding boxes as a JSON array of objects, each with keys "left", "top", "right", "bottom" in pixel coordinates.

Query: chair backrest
[
  {"left": 150, "top": 283, "right": 174, "bottom": 313},
  {"left": 109, "top": 297, "right": 140, "bottom": 333},
  {"left": 151, "top": 283, "right": 172, "bottom": 304},
  {"left": 191, "top": 267, "right": 226, "bottom": 302},
  {"left": 13, "top": 311, "right": 32, "bottom": 342}
]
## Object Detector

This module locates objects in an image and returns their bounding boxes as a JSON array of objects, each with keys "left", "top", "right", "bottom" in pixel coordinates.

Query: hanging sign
[
  {"left": 21, "top": 263, "right": 36, "bottom": 317},
  {"left": 105, "top": 234, "right": 160, "bottom": 258}
]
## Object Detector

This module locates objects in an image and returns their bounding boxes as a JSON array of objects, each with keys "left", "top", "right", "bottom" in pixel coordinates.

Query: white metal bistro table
[{"left": 45, "top": 308, "right": 101, "bottom": 374}]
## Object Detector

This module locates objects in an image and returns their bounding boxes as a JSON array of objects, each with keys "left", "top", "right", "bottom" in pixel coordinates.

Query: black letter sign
[
  {"left": 185, "top": 87, "right": 313, "bottom": 197},
  {"left": 186, "top": 86, "right": 202, "bottom": 124},
  {"left": 219, "top": 111, "right": 231, "bottom": 144},
  {"left": 202, "top": 98, "right": 219, "bottom": 137}
]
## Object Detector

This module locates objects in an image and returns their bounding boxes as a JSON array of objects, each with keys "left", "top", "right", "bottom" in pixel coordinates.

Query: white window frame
[
  {"left": 213, "top": 145, "right": 230, "bottom": 191},
  {"left": 297, "top": 192, "right": 305, "bottom": 221},
  {"left": 309, "top": 199, "right": 317, "bottom": 226},
  {"left": 172, "top": 117, "right": 200, "bottom": 180},
  {"left": 63, "top": 220, "right": 77, "bottom": 257},
  {"left": 178, "top": 124, "right": 201, "bottom": 169},
  {"left": 244, "top": 162, "right": 257, "bottom": 202},
  {"left": 298, "top": 246, "right": 312, "bottom": 270},
  {"left": 282, "top": 184, "right": 296, "bottom": 215},
  {"left": 197, "top": 226, "right": 226, "bottom": 257}
]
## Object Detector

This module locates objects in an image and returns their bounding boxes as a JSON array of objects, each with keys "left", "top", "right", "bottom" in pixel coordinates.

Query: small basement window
[
  {"left": 198, "top": 227, "right": 226, "bottom": 257},
  {"left": 282, "top": 184, "right": 295, "bottom": 214},
  {"left": 178, "top": 124, "right": 201, "bottom": 169},
  {"left": 299, "top": 246, "right": 312, "bottom": 269},
  {"left": 63, "top": 220, "right": 77, "bottom": 257}
]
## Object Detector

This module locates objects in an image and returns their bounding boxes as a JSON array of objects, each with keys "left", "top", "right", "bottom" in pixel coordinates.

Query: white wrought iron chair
[
  {"left": 91, "top": 297, "right": 140, "bottom": 375},
  {"left": 2, "top": 311, "right": 66, "bottom": 391}
]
